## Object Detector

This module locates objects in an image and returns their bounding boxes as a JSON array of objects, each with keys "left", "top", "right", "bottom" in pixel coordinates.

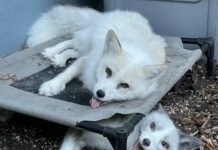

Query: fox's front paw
[
  {"left": 41, "top": 47, "right": 55, "bottom": 59},
  {"left": 50, "top": 54, "right": 66, "bottom": 67},
  {"left": 39, "top": 80, "right": 65, "bottom": 96}
]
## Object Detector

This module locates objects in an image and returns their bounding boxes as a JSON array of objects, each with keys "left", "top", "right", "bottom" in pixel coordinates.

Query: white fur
[
  {"left": 140, "top": 107, "right": 179, "bottom": 150},
  {"left": 50, "top": 49, "right": 79, "bottom": 67},
  {"left": 27, "top": 5, "right": 167, "bottom": 103}
]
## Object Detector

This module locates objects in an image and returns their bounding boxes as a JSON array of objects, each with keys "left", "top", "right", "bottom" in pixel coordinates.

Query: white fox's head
[
  {"left": 90, "top": 30, "right": 167, "bottom": 108},
  {"left": 132, "top": 105, "right": 203, "bottom": 150}
]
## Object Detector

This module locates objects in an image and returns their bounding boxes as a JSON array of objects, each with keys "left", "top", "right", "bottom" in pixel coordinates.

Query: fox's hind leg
[
  {"left": 50, "top": 49, "right": 79, "bottom": 67},
  {"left": 39, "top": 56, "right": 87, "bottom": 96},
  {"left": 60, "top": 128, "right": 84, "bottom": 150},
  {"left": 41, "top": 39, "right": 77, "bottom": 59}
]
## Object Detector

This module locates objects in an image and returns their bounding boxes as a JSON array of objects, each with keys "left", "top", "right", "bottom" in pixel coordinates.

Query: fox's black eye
[
  {"left": 106, "top": 67, "right": 112, "bottom": 78},
  {"left": 150, "top": 122, "right": 156, "bottom": 131},
  {"left": 117, "top": 83, "right": 129, "bottom": 89},
  {"left": 161, "top": 141, "right": 170, "bottom": 149}
]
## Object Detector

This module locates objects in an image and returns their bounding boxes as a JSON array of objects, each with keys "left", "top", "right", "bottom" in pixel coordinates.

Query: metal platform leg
[
  {"left": 77, "top": 113, "right": 144, "bottom": 150},
  {"left": 106, "top": 128, "right": 128, "bottom": 150},
  {"left": 105, "top": 114, "right": 143, "bottom": 150},
  {"left": 181, "top": 37, "right": 215, "bottom": 77},
  {"left": 205, "top": 39, "right": 215, "bottom": 77}
]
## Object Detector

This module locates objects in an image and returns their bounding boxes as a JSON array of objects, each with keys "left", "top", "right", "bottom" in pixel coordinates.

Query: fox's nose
[
  {"left": 143, "top": 138, "right": 150, "bottom": 147},
  {"left": 96, "top": 90, "right": 105, "bottom": 98}
]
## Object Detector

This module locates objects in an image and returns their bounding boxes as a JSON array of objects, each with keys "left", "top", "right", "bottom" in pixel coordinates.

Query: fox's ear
[
  {"left": 103, "top": 29, "right": 122, "bottom": 56},
  {"left": 143, "top": 65, "right": 167, "bottom": 80},
  {"left": 156, "top": 104, "right": 168, "bottom": 114},
  {"left": 179, "top": 132, "right": 203, "bottom": 150}
]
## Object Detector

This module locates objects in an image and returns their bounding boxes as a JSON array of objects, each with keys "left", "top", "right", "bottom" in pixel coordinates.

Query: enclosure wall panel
[
  {"left": 0, "top": 0, "right": 90, "bottom": 57},
  {"left": 105, "top": 0, "right": 208, "bottom": 37}
]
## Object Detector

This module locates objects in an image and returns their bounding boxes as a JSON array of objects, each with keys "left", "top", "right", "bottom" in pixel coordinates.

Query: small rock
[
  {"left": 15, "top": 135, "right": 20, "bottom": 141},
  {"left": 182, "top": 117, "right": 194, "bottom": 125}
]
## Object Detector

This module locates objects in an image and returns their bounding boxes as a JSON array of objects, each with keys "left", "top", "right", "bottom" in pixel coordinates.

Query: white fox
[
  {"left": 59, "top": 105, "right": 202, "bottom": 150},
  {"left": 27, "top": 6, "right": 167, "bottom": 108}
]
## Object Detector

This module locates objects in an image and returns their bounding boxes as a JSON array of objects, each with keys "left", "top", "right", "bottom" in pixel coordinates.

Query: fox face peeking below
[
  {"left": 90, "top": 30, "right": 167, "bottom": 108},
  {"left": 132, "top": 105, "right": 203, "bottom": 150}
]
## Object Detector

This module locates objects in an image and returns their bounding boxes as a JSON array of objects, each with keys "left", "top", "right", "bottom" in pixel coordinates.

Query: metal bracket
[{"left": 76, "top": 113, "right": 144, "bottom": 150}]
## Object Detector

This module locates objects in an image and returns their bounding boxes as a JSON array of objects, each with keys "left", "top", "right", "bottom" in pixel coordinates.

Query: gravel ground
[
  {"left": 161, "top": 64, "right": 218, "bottom": 150},
  {"left": 0, "top": 114, "right": 67, "bottom": 150},
  {"left": 0, "top": 64, "right": 217, "bottom": 150}
]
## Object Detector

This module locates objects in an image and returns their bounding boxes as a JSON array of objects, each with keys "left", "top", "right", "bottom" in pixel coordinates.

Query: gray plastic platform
[{"left": 0, "top": 35, "right": 202, "bottom": 127}]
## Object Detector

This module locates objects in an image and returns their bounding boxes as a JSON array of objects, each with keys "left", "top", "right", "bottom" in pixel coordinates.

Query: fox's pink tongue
[{"left": 90, "top": 97, "right": 101, "bottom": 108}]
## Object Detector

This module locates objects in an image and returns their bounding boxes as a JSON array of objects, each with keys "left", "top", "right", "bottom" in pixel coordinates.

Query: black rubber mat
[{"left": 11, "top": 67, "right": 92, "bottom": 106}]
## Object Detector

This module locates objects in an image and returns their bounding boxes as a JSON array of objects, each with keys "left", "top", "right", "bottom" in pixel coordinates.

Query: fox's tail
[{"left": 27, "top": 6, "right": 100, "bottom": 47}]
